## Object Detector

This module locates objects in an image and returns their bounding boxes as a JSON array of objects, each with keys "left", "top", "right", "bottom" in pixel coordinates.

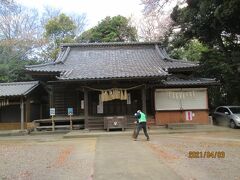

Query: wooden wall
[
  {"left": 50, "top": 82, "right": 157, "bottom": 118},
  {"left": 53, "top": 87, "right": 77, "bottom": 116},
  {"left": 155, "top": 110, "right": 209, "bottom": 125},
  {"left": 0, "top": 104, "right": 21, "bottom": 123},
  {"left": 89, "top": 89, "right": 142, "bottom": 116},
  {"left": 0, "top": 123, "right": 27, "bottom": 130}
]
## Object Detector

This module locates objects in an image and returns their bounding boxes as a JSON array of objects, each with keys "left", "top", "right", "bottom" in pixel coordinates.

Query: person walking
[{"left": 133, "top": 110, "right": 150, "bottom": 141}]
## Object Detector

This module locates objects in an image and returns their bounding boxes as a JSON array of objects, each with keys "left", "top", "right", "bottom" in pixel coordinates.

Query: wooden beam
[
  {"left": 84, "top": 88, "right": 89, "bottom": 129},
  {"left": 51, "top": 115, "right": 55, "bottom": 131},
  {"left": 141, "top": 87, "right": 147, "bottom": 114}
]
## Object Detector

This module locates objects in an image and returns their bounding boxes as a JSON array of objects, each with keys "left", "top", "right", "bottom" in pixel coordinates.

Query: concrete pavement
[{"left": 93, "top": 136, "right": 182, "bottom": 180}]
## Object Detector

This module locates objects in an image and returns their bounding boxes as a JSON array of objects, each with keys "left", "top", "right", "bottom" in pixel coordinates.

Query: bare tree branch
[{"left": 139, "top": 0, "right": 185, "bottom": 41}]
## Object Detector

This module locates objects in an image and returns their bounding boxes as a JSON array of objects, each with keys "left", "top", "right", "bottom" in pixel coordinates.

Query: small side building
[
  {"left": 0, "top": 81, "right": 48, "bottom": 130},
  {"left": 154, "top": 77, "right": 217, "bottom": 125}
]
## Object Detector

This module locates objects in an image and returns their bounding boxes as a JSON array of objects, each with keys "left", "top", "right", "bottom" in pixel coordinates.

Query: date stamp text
[{"left": 188, "top": 151, "right": 225, "bottom": 158}]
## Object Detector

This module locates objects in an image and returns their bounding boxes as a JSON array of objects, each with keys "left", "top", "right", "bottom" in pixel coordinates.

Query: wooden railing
[
  {"left": 33, "top": 116, "right": 84, "bottom": 131},
  {"left": 33, "top": 115, "right": 156, "bottom": 131}
]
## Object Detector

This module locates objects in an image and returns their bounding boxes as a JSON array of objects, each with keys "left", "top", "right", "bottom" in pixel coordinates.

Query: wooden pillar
[
  {"left": 49, "top": 85, "right": 54, "bottom": 108},
  {"left": 26, "top": 98, "right": 31, "bottom": 124},
  {"left": 76, "top": 91, "right": 80, "bottom": 115},
  {"left": 141, "top": 87, "right": 147, "bottom": 114},
  {"left": 20, "top": 97, "right": 24, "bottom": 130},
  {"left": 84, "top": 88, "right": 89, "bottom": 129},
  {"left": 40, "top": 104, "right": 43, "bottom": 119}
]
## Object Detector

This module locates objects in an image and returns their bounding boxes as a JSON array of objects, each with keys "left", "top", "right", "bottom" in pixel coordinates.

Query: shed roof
[
  {"left": 26, "top": 42, "right": 198, "bottom": 80},
  {"left": 0, "top": 81, "right": 39, "bottom": 97},
  {"left": 162, "top": 77, "right": 219, "bottom": 87}
]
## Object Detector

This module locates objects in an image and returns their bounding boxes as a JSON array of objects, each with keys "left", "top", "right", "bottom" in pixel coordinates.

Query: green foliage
[
  {"left": 170, "top": 0, "right": 240, "bottom": 107},
  {"left": 0, "top": 41, "right": 39, "bottom": 82},
  {"left": 198, "top": 49, "right": 240, "bottom": 106},
  {"left": 0, "top": 64, "right": 9, "bottom": 82},
  {"left": 171, "top": 0, "right": 240, "bottom": 50},
  {"left": 171, "top": 39, "right": 208, "bottom": 61},
  {"left": 45, "top": 13, "right": 76, "bottom": 42},
  {"left": 0, "top": 2, "right": 86, "bottom": 82},
  {"left": 0, "top": 58, "right": 35, "bottom": 83},
  {"left": 78, "top": 15, "right": 138, "bottom": 42},
  {"left": 8, "top": 59, "right": 32, "bottom": 82},
  {"left": 44, "top": 13, "right": 77, "bottom": 60}
]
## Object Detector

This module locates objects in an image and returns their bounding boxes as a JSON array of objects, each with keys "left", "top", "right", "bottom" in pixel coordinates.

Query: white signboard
[
  {"left": 68, "top": 108, "right": 73, "bottom": 115},
  {"left": 50, "top": 108, "right": 55, "bottom": 116},
  {"left": 97, "top": 104, "right": 103, "bottom": 114},
  {"left": 81, "top": 100, "right": 84, "bottom": 109}
]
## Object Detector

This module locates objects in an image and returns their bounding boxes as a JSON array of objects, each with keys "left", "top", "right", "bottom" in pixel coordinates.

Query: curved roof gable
[{"left": 26, "top": 42, "right": 198, "bottom": 80}]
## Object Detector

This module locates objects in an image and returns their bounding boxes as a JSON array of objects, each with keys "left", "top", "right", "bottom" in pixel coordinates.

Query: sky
[{"left": 16, "top": 0, "right": 143, "bottom": 29}]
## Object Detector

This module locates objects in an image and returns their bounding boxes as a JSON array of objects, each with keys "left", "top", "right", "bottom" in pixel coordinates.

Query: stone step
[{"left": 166, "top": 123, "right": 199, "bottom": 129}]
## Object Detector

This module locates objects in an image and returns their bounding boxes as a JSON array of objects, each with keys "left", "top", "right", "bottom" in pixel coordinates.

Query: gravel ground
[
  {"left": 0, "top": 130, "right": 240, "bottom": 180},
  {"left": 145, "top": 131, "right": 240, "bottom": 180},
  {"left": 0, "top": 135, "right": 96, "bottom": 180}
]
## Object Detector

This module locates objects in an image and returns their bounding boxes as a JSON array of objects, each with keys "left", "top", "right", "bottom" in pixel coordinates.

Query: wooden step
[
  {"left": 35, "top": 124, "right": 84, "bottom": 131},
  {"left": 166, "top": 123, "right": 198, "bottom": 129},
  {"left": 88, "top": 119, "right": 104, "bottom": 130}
]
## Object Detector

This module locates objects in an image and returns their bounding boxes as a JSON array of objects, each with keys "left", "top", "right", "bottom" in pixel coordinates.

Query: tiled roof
[
  {"left": 162, "top": 77, "right": 218, "bottom": 87},
  {"left": 0, "top": 81, "right": 39, "bottom": 97},
  {"left": 25, "top": 42, "right": 198, "bottom": 80}
]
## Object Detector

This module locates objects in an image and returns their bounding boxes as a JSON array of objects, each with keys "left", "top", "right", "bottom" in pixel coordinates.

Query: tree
[
  {"left": 38, "top": 7, "right": 86, "bottom": 61},
  {"left": 170, "top": 39, "right": 208, "bottom": 61},
  {"left": 138, "top": 12, "right": 173, "bottom": 41},
  {"left": 0, "top": 1, "right": 87, "bottom": 81},
  {"left": 170, "top": 0, "right": 240, "bottom": 106},
  {"left": 44, "top": 13, "right": 77, "bottom": 60},
  {"left": 78, "top": 15, "right": 138, "bottom": 42},
  {"left": 139, "top": 0, "right": 185, "bottom": 41},
  {"left": 40, "top": 6, "right": 61, "bottom": 28},
  {"left": 0, "top": 0, "right": 40, "bottom": 82},
  {"left": 0, "top": 0, "right": 40, "bottom": 60},
  {"left": 171, "top": 0, "right": 240, "bottom": 51}
]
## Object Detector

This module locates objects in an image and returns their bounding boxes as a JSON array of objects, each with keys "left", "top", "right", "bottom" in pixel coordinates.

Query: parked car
[{"left": 212, "top": 106, "right": 240, "bottom": 128}]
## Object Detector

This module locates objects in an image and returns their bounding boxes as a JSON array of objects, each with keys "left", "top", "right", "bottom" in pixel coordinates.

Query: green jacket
[{"left": 138, "top": 112, "right": 147, "bottom": 123}]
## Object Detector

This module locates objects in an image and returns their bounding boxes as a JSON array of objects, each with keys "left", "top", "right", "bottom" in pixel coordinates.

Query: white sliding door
[{"left": 155, "top": 88, "right": 207, "bottom": 110}]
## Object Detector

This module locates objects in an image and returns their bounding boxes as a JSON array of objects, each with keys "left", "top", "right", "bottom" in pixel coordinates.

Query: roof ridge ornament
[
  {"left": 55, "top": 50, "right": 65, "bottom": 63},
  {"left": 55, "top": 47, "right": 71, "bottom": 64},
  {"left": 57, "top": 69, "right": 73, "bottom": 79},
  {"left": 155, "top": 44, "right": 168, "bottom": 60}
]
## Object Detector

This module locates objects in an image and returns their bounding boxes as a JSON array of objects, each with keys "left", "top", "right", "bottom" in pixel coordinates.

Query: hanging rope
[
  {"left": 82, "top": 84, "right": 145, "bottom": 92},
  {"left": 0, "top": 98, "right": 9, "bottom": 107},
  {"left": 82, "top": 84, "right": 145, "bottom": 102}
]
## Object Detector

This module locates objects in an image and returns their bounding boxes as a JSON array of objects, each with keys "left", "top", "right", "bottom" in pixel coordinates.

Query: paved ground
[{"left": 0, "top": 129, "right": 240, "bottom": 180}]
